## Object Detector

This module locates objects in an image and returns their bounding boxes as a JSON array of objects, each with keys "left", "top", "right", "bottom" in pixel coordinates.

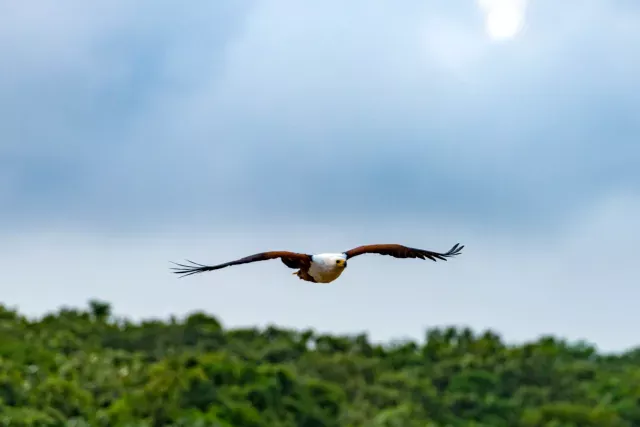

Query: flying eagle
[{"left": 170, "top": 243, "right": 464, "bottom": 283}]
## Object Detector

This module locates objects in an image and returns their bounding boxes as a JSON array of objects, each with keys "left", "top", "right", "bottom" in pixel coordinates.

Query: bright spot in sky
[{"left": 477, "top": 0, "right": 528, "bottom": 40}]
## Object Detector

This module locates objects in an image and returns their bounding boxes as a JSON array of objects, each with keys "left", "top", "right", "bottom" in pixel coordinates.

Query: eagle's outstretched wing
[
  {"left": 170, "top": 251, "right": 312, "bottom": 278},
  {"left": 343, "top": 243, "right": 463, "bottom": 262}
]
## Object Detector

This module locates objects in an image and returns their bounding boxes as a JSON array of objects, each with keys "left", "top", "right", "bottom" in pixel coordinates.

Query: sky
[{"left": 1, "top": 0, "right": 639, "bottom": 352}]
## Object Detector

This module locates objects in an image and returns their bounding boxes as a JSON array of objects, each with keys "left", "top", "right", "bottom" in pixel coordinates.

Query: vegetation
[{"left": 1, "top": 300, "right": 639, "bottom": 426}]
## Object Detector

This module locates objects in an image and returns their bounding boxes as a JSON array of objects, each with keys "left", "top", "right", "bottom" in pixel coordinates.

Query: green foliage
[{"left": 0, "top": 300, "right": 638, "bottom": 426}]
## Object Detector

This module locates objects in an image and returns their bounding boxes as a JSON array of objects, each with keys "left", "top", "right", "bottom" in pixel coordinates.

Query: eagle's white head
[{"left": 312, "top": 253, "right": 348, "bottom": 268}]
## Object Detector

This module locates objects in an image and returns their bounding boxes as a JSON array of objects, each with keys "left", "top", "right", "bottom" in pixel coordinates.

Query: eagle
[{"left": 170, "top": 242, "right": 463, "bottom": 283}]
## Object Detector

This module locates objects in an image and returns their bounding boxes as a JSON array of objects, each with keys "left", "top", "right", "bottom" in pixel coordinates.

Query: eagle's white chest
[{"left": 308, "top": 253, "right": 347, "bottom": 283}]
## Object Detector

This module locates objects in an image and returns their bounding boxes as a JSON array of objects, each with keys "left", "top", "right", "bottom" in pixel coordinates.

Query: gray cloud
[{"left": 0, "top": 0, "right": 638, "bottom": 232}]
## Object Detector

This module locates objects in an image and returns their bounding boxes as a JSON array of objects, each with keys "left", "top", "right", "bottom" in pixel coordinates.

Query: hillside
[{"left": 1, "top": 300, "right": 639, "bottom": 426}]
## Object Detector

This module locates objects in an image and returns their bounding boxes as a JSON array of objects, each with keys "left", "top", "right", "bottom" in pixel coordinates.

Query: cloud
[{"left": 0, "top": 0, "right": 639, "bottom": 231}]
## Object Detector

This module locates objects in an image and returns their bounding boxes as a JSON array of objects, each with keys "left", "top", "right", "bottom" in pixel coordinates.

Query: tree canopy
[{"left": 1, "top": 299, "right": 638, "bottom": 426}]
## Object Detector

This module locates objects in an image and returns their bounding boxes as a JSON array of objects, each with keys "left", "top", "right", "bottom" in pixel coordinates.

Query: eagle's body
[{"left": 171, "top": 243, "right": 464, "bottom": 283}]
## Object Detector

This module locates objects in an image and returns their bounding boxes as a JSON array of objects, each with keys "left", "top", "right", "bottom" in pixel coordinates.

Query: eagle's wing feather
[
  {"left": 344, "top": 243, "right": 463, "bottom": 261},
  {"left": 170, "top": 251, "right": 312, "bottom": 278}
]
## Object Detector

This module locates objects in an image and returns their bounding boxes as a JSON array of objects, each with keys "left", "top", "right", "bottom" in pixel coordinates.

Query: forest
[{"left": 1, "top": 300, "right": 639, "bottom": 426}]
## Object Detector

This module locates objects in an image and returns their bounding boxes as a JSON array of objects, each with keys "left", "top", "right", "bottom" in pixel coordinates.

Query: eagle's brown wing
[
  {"left": 170, "top": 251, "right": 312, "bottom": 278},
  {"left": 344, "top": 243, "right": 463, "bottom": 262}
]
